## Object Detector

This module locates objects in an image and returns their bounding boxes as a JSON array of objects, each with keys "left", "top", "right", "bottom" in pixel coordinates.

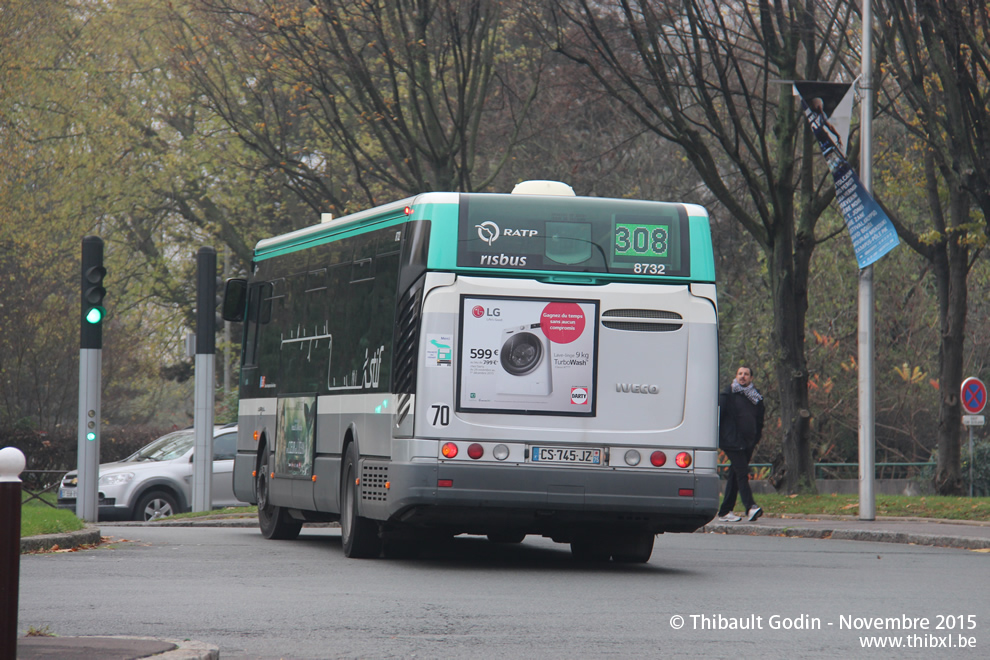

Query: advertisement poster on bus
[
  {"left": 275, "top": 396, "right": 316, "bottom": 477},
  {"left": 457, "top": 296, "right": 598, "bottom": 415}
]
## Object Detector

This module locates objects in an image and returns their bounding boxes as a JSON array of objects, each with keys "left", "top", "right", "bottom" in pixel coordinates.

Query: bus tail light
[
  {"left": 650, "top": 451, "right": 667, "bottom": 467},
  {"left": 675, "top": 452, "right": 692, "bottom": 468},
  {"left": 467, "top": 443, "right": 484, "bottom": 459},
  {"left": 679, "top": 488, "right": 694, "bottom": 497},
  {"left": 438, "top": 479, "right": 453, "bottom": 488},
  {"left": 441, "top": 443, "right": 458, "bottom": 458}
]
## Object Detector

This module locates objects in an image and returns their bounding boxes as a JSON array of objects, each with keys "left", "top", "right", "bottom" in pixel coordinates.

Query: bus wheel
[
  {"left": 611, "top": 533, "right": 655, "bottom": 564},
  {"left": 256, "top": 449, "right": 302, "bottom": 540},
  {"left": 340, "top": 443, "right": 382, "bottom": 558}
]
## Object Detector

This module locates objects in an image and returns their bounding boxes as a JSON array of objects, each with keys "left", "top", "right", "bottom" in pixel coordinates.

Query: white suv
[{"left": 57, "top": 425, "right": 246, "bottom": 521}]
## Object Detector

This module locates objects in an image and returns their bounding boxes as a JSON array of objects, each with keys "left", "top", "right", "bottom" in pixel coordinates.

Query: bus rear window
[{"left": 456, "top": 194, "right": 691, "bottom": 277}]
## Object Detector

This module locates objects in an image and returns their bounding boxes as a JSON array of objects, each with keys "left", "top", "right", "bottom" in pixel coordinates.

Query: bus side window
[
  {"left": 260, "top": 280, "right": 278, "bottom": 325},
  {"left": 351, "top": 257, "right": 374, "bottom": 283},
  {"left": 243, "top": 283, "right": 264, "bottom": 367}
]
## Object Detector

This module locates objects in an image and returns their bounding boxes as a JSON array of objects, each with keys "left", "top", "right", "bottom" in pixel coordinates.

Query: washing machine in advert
[{"left": 496, "top": 322, "right": 553, "bottom": 397}]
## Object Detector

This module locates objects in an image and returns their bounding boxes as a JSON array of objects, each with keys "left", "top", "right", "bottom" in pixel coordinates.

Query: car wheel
[
  {"left": 340, "top": 443, "right": 381, "bottom": 558},
  {"left": 256, "top": 448, "right": 302, "bottom": 540},
  {"left": 134, "top": 490, "right": 179, "bottom": 522}
]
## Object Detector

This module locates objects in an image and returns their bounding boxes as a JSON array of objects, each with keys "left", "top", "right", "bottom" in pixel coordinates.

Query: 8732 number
[{"left": 633, "top": 263, "right": 666, "bottom": 274}]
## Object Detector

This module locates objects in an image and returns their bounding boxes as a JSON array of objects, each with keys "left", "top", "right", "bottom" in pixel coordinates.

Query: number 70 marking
[{"left": 430, "top": 404, "right": 450, "bottom": 427}]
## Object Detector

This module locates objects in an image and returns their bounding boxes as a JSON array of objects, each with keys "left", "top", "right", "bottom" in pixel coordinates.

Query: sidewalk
[
  {"left": 704, "top": 512, "right": 990, "bottom": 550},
  {"left": 15, "top": 513, "right": 989, "bottom": 659},
  {"left": 16, "top": 636, "right": 218, "bottom": 659}
]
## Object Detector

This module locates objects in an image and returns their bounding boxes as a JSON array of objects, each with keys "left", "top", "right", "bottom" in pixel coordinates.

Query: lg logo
[{"left": 472, "top": 305, "right": 500, "bottom": 318}]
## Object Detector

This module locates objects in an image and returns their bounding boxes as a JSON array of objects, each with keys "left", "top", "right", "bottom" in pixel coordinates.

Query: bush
[
  {"left": 2, "top": 425, "right": 176, "bottom": 472},
  {"left": 962, "top": 440, "right": 990, "bottom": 497}
]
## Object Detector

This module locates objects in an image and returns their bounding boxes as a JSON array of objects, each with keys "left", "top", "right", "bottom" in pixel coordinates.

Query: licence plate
[
  {"left": 531, "top": 446, "right": 602, "bottom": 465},
  {"left": 59, "top": 488, "right": 77, "bottom": 500}
]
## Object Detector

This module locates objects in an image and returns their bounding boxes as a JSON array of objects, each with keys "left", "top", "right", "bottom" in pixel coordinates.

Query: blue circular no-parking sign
[{"left": 960, "top": 377, "right": 987, "bottom": 415}]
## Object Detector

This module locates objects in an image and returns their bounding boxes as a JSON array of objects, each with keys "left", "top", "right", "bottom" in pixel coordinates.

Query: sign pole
[
  {"left": 970, "top": 427, "right": 975, "bottom": 498},
  {"left": 858, "top": 0, "right": 876, "bottom": 521},
  {"left": 960, "top": 376, "right": 986, "bottom": 497}
]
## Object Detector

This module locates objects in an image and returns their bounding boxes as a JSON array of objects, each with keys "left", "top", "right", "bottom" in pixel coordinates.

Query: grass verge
[
  {"left": 752, "top": 493, "right": 990, "bottom": 521},
  {"left": 21, "top": 500, "right": 86, "bottom": 537}
]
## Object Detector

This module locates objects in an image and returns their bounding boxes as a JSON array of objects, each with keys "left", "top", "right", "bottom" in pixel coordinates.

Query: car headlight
[{"left": 99, "top": 472, "right": 135, "bottom": 487}]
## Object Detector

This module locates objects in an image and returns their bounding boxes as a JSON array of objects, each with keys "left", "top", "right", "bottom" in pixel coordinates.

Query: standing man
[{"left": 717, "top": 365, "right": 765, "bottom": 522}]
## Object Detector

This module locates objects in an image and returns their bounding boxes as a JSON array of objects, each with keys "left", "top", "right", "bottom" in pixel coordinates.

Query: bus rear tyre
[
  {"left": 256, "top": 449, "right": 302, "bottom": 540},
  {"left": 341, "top": 443, "right": 382, "bottom": 558},
  {"left": 611, "top": 533, "right": 655, "bottom": 564}
]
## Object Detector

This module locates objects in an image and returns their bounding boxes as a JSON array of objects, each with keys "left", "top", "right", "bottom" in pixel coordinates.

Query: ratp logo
[{"left": 475, "top": 221, "right": 500, "bottom": 245}]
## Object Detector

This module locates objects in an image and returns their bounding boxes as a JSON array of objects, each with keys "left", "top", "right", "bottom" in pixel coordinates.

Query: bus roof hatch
[{"left": 510, "top": 180, "right": 576, "bottom": 196}]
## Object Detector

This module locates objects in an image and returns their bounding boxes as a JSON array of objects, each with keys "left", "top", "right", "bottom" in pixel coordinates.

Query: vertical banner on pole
[
  {"left": 193, "top": 248, "right": 217, "bottom": 512},
  {"left": 793, "top": 82, "right": 900, "bottom": 268}
]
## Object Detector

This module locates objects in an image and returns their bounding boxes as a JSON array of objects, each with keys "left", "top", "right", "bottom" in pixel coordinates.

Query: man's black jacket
[{"left": 718, "top": 386, "right": 765, "bottom": 452}]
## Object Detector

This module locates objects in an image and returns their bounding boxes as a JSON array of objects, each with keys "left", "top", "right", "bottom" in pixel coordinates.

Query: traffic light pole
[
  {"left": 77, "top": 349, "right": 101, "bottom": 522},
  {"left": 192, "top": 247, "right": 216, "bottom": 512},
  {"left": 78, "top": 236, "right": 106, "bottom": 522}
]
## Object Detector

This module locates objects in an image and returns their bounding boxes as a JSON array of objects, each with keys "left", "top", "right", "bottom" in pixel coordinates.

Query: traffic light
[{"left": 80, "top": 236, "right": 107, "bottom": 349}]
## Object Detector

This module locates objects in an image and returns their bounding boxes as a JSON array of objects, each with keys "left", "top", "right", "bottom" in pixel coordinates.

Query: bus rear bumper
[{"left": 381, "top": 460, "right": 718, "bottom": 536}]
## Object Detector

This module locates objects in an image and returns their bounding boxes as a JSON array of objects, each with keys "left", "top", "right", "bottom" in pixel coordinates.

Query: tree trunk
[
  {"left": 933, "top": 216, "right": 968, "bottom": 495},
  {"left": 769, "top": 218, "right": 817, "bottom": 494}
]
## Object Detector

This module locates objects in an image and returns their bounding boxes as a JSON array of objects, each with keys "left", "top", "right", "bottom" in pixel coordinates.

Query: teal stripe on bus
[{"left": 252, "top": 197, "right": 715, "bottom": 283}]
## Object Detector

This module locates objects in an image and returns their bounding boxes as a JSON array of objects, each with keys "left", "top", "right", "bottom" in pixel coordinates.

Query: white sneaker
[
  {"left": 747, "top": 506, "right": 763, "bottom": 521},
  {"left": 717, "top": 513, "right": 742, "bottom": 522}
]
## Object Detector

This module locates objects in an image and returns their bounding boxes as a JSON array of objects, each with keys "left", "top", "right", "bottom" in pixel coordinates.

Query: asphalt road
[{"left": 18, "top": 525, "right": 989, "bottom": 659}]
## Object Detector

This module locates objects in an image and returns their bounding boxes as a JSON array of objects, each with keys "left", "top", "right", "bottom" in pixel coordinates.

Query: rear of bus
[{"left": 386, "top": 185, "right": 719, "bottom": 559}]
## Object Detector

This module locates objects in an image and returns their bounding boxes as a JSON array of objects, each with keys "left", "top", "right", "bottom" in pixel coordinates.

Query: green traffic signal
[
  {"left": 81, "top": 236, "right": 106, "bottom": 348},
  {"left": 85, "top": 306, "right": 105, "bottom": 324}
]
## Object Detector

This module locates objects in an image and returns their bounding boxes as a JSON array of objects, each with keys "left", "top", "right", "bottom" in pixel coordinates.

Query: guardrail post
[{"left": 1, "top": 447, "right": 26, "bottom": 659}]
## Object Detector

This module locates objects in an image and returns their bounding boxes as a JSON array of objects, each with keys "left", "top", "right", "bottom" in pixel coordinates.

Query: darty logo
[
  {"left": 472, "top": 305, "right": 500, "bottom": 318},
  {"left": 571, "top": 387, "right": 589, "bottom": 404},
  {"left": 475, "top": 221, "right": 539, "bottom": 246}
]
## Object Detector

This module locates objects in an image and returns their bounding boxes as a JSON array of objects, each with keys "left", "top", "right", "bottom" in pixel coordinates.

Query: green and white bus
[{"left": 223, "top": 181, "right": 719, "bottom": 562}]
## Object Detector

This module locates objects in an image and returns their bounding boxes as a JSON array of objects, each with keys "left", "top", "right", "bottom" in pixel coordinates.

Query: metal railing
[
  {"left": 19, "top": 470, "right": 69, "bottom": 508},
  {"left": 718, "top": 462, "right": 936, "bottom": 480}
]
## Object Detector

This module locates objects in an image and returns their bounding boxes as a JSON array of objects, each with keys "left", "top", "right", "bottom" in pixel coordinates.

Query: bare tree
[
  {"left": 167, "top": 0, "right": 544, "bottom": 211},
  {"left": 548, "top": 0, "right": 862, "bottom": 492},
  {"left": 876, "top": 0, "right": 990, "bottom": 494}
]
